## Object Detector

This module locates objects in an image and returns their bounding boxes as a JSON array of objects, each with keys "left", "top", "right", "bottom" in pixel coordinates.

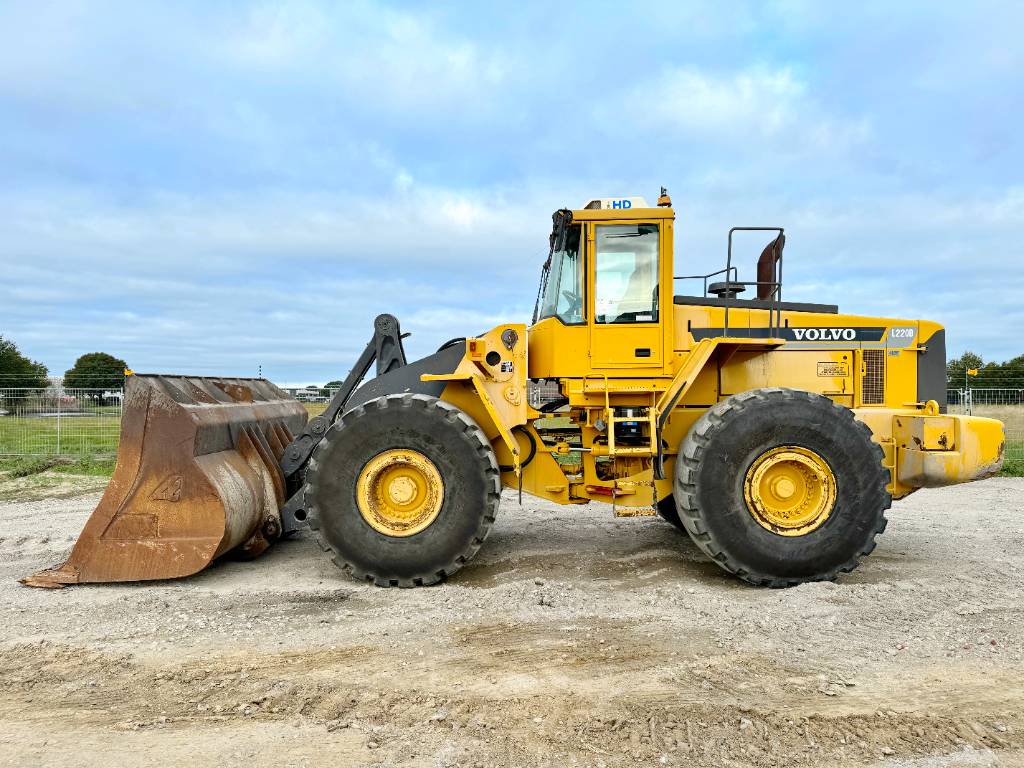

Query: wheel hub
[
  {"left": 356, "top": 449, "right": 444, "bottom": 537},
  {"left": 743, "top": 446, "right": 836, "bottom": 536},
  {"left": 387, "top": 476, "right": 417, "bottom": 505}
]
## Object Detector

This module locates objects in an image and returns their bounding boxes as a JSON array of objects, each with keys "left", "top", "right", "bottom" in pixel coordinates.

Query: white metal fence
[
  {"left": 947, "top": 388, "right": 1024, "bottom": 412},
  {"left": 945, "top": 390, "right": 1022, "bottom": 470},
  {"left": 0, "top": 384, "right": 122, "bottom": 456}
]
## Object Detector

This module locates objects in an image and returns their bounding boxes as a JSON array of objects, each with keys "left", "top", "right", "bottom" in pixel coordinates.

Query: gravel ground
[{"left": 1, "top": 477, "right": 1023, "bottom": 767}]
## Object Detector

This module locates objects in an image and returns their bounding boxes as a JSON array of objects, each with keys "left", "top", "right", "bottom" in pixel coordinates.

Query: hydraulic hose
[{"left": 498, "top": 425, "right": 538, "bottom": 473}]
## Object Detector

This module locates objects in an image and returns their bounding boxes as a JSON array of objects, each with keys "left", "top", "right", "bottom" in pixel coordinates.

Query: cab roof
[
  {"left": 570, "top": 206, "right": 675, "bottom": 221},
  {"left": 570, "top": 195, "right": 675, "bottom": 221}
]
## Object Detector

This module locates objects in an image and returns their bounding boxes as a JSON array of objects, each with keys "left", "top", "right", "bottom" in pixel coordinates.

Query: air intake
[{"left": 862, "top": 350, "right": 885, "bottom": 405}]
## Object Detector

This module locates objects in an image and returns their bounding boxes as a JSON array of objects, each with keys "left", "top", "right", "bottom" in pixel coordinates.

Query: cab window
[
  {"left": 594, "top": 224, "right": 659, "bottom": 323},
  {"left": 536, "top": 224, "right": 584, "bottom": 324}
]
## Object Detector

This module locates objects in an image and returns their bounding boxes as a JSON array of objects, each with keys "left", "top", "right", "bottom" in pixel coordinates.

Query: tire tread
[
  {"left": 675, "top": 388, "right": 891, "bottom": 587},
  {"left": 304, "top": 394, "right": 500, "bottom": 588}
]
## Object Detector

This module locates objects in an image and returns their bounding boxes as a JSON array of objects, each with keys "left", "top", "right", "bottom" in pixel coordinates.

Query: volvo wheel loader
[{"left": 23, "top": 190, "right": 1005, "bottom": 589}]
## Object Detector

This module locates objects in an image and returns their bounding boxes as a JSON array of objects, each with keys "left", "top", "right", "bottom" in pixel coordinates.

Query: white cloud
[
  {"left": 1, "top": 1, "right": 1021, "bottom": 379},
  {"left": 223, "top": 1, "right": 331, "bottom": 66},
  {"left": 221, "top": 1, "right": 509, "bottom": 114},
  {"left": 0, "top": 0, "right": 512, "bottom": 135},
  {"left": 0, "top": 177, "right": 554, "bottom": 379},
  {"left": 653, "top": 66, "right": 805, "bottom": 136},
  {"left": 0, "top": 180, "right": 548, "bottom": 270},
  {"left": 605, "top": 65, "right": 872, "bottom": 160}
]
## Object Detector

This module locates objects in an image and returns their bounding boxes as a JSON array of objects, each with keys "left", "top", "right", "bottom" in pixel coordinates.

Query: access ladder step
[{"left": 614, "top": 505, "right": 659, "bottom": 518}]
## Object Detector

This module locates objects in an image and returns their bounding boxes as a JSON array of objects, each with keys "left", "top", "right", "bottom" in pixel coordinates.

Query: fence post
[{"left": 56, "top": 381, "right": 62, "bottom": 455}]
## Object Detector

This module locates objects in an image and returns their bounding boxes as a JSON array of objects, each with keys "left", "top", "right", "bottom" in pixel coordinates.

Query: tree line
[
  {"left": 947, "top": 352, "right": 1024, "bottom": 390},
  {"left": 0, "top": 335, "right": 128, "bottom": 391}
]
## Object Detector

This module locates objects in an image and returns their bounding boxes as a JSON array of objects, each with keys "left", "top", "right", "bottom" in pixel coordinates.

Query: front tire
[
  {"left": 304, "top": 394, "right": 500, "bottom": 587},
  {"left": 674, "top": 388, "right": 891, "bottom": 586}
]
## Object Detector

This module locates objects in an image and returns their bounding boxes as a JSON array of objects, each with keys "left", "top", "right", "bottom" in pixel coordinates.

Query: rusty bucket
[{"left": 21, "top": 375, "right": 308, "bottom": 587}]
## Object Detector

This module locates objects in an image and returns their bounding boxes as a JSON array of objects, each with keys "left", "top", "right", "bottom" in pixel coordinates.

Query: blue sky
[{"left": 1, "top": 1, "right": 1022, "bottom": 385}]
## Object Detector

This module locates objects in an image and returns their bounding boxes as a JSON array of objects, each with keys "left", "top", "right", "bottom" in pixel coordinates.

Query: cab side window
[{"left": 594, "top": 224, "right": 659, "bottom": 324}]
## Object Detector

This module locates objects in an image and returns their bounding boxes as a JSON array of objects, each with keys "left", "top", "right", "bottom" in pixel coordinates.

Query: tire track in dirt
[
  {"left": 1, "top": 634, "right": 1022, "bottom": 767},
  {"left": 2, "top": 481, "right": 1024, "bottom": 766}
]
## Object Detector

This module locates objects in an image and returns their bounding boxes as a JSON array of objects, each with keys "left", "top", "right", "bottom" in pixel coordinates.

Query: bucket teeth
[
  {"left": 267, "top": 424, "right": 287, "bottom": 461},
  {"left": 21, "top": 374, "right": 308, "bottom": 587}
]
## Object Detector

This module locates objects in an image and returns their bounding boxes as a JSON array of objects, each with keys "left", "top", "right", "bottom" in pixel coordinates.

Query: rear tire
[
  {"left": 304, "top": 394, "right": 500, "bottom": 587},
  {"left": 675, "top": 388, "right": 891, "bottom": 586}
]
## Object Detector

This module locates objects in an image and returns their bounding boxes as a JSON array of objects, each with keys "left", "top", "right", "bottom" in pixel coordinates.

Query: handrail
[
  {"left": 675, "top": 227, "right": 785, "bottom": 338},
  {"left": 675, "top": 265, "right": 739, "bottom": 298},
  {"left": 725, "top": 227, "right": 784, "bottom": 337}
]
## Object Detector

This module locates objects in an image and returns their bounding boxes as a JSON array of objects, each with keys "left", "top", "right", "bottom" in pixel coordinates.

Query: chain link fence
[{"left": 0, "top": 382, "right": 122, "bottom": 456}]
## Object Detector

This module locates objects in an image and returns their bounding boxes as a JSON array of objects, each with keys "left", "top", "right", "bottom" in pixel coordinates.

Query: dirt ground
[{"left": 1, "top": 477, "right": 1023, "bottom": 768}]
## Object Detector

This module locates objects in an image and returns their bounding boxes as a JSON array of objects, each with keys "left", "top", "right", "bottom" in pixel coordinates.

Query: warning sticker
[
  {"left": 817, "top": 362, "right": 849, "bottom": 377},
  {"left": 500, "top": 361, "right": 514, "bottom": 373}
]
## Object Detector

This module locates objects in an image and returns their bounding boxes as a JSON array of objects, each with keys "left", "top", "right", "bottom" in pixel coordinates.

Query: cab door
[{"left": 587, "top": 220, "right": 665, "bottom": 369}]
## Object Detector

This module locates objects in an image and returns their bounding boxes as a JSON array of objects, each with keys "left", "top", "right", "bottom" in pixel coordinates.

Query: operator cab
[
  {"left": 529, "top": 193, "right": 675, "bottom": 378},
  {"left": 527, "top": 189, "right": 842, "bottom": 381}
]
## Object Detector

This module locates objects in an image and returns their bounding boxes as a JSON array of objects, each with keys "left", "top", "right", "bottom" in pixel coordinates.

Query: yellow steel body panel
[
  {"left": 527, "top": 319, "right": 591, "bottom": 379},
  {"left": 427, "top": 203, "right": 1004, "bottom": 512},
  {"left": 895, "top": 415, "right": 1004, "bottom": 488},
  {"left": 422, "top": 323, "right": 530, "bottom": 470},
  {"left": 855, "top": 409, "right": 1005, "bottom": 497}
]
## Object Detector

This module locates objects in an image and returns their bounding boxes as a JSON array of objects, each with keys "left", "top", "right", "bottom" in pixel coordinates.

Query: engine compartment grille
[{"left": 862, "top": 349, "right": 885, "bottom": 405}]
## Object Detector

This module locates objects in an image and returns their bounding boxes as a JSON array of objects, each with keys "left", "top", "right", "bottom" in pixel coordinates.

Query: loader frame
[
  {"left": 22, "top": 194, "right": 1005, "bottom": 590},
  {"left": 284, "top": 203, "right": 1005, "bottom": 525}
]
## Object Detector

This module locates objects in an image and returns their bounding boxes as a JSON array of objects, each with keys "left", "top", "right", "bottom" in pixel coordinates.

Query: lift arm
[{"left": 280, "top": 314, "right": 407, "bottom": 478}]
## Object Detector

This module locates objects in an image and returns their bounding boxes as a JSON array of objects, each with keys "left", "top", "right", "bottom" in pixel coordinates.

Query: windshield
[{"left": 535, "top": 224, "right": 583, "bottom": 324}]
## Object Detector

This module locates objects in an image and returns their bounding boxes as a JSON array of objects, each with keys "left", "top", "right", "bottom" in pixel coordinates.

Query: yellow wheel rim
[
  {"left": 743, "top": 446, "right": 836, "bottom": 536},
  {"left": 356, "top": 449, "right": 444, "bottom": 537}
]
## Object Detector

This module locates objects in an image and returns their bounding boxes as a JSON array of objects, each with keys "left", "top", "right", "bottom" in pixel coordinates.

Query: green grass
[
  {"left": 1002, "top": 438, "right": 1024, "bottom": 477},
  {"left": 0, "top": 455, "right": 116, "bottom": 478},
  {"left": 303, "top": 402, "right": 328, "bottom": 417},
  {"left": 49, "top": 455, "right": 117, "bottom": 476},
  {"left": 961, "top": 406, "right": 1024, "bottom": 477},
  {"left": 1002, "top": 457, "right": 1024, "bottom": 477},
  {"left": 0, "top": 415, "right": 120, "bottom": 456},
  {"left": 0, "top": 456, "right": 62, "bottom": 477}
]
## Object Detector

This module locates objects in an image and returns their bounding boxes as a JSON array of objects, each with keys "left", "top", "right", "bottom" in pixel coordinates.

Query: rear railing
[{"left": 675, "top": 226, "right": 785, "bottom": 338}]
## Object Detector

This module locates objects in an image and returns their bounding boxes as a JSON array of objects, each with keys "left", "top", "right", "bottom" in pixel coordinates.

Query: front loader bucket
[{"left": 21, "top": 375, "right": 307, "bottom": 588}]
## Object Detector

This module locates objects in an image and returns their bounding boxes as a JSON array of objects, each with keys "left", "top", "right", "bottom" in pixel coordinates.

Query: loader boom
[{"left": 280, "top": 314, "right": 408, "bottom": 478}]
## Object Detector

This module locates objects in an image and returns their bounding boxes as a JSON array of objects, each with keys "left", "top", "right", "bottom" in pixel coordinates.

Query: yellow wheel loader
[{"left": 23, "top": 190, "right": 1005, "bottom": 589}]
